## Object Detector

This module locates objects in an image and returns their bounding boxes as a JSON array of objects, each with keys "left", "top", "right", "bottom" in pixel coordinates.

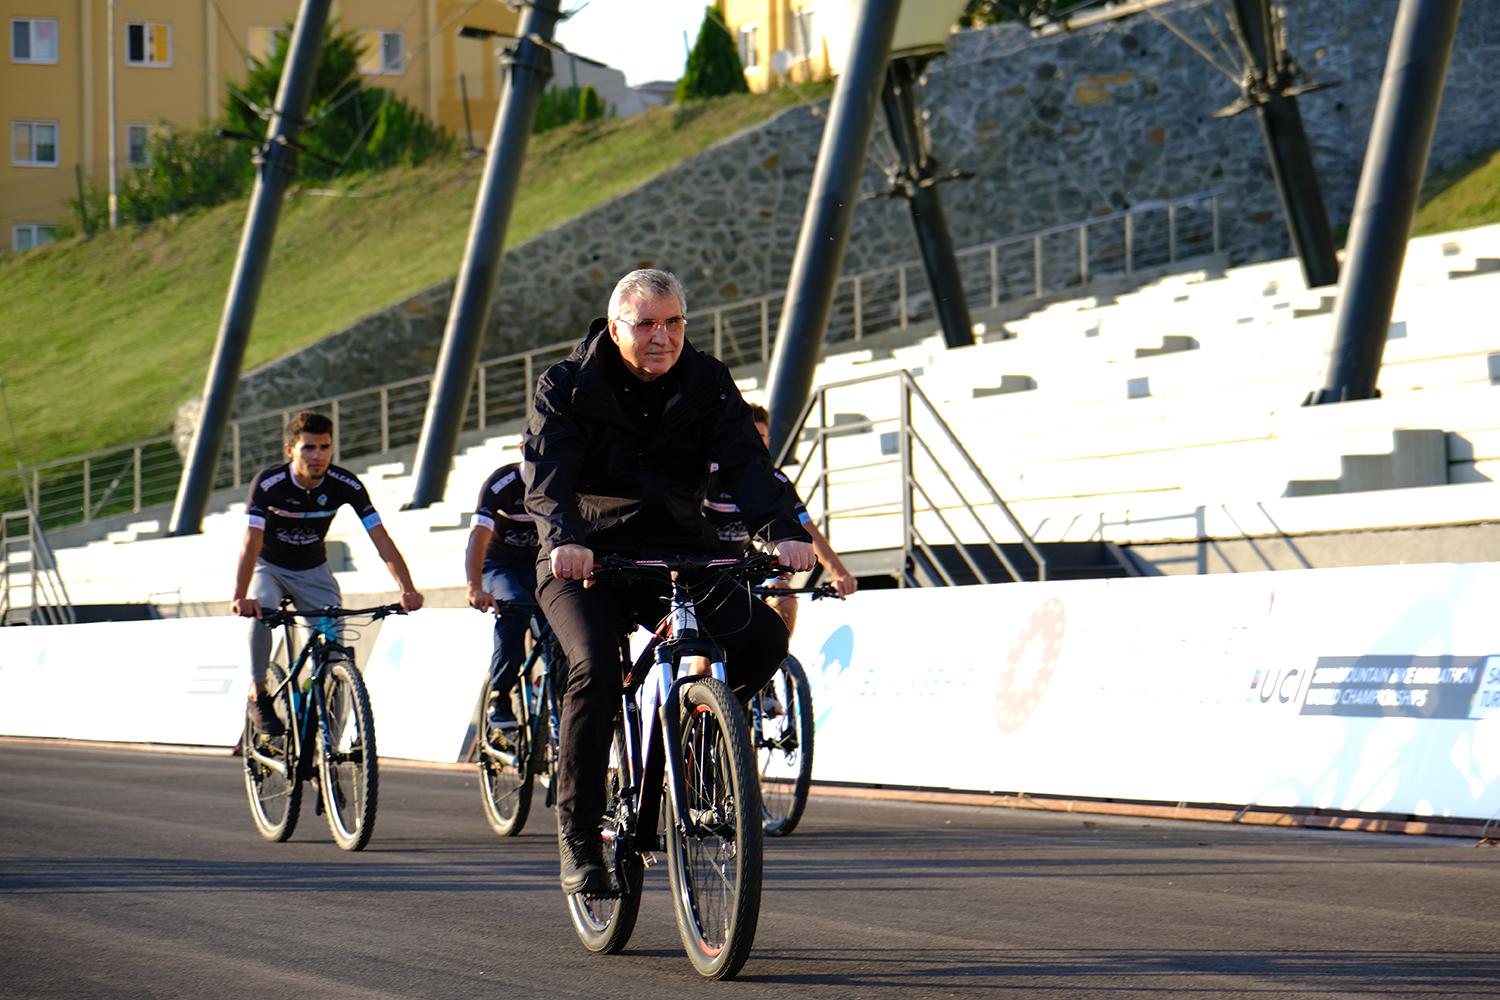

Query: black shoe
[
  {"left": 248, "top": 694, "right": 284, "bottom": 737},
  {"left": 559, "top": 830, "right": 609, "bottom": 895}
]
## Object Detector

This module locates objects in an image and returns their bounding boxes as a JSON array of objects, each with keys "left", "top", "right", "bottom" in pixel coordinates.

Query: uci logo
[
  {"left": 1248, "top": 665, "right": 1308, "bottom": 706},
  {"left": 317, "top": 494, "right": 328, "bottom": 506}
]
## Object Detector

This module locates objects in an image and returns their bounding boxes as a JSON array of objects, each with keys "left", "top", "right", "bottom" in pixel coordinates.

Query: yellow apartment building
[
  {"left": 721, "top": 1, "right": 829, "bottom": 93},
  {"left": 2, "top": 0, "right": 518, "bottom": 252}
]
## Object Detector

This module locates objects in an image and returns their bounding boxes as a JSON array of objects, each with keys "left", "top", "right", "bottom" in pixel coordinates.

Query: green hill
[{"left": 0, "top": 86, "right": 830, "bottom": 471}]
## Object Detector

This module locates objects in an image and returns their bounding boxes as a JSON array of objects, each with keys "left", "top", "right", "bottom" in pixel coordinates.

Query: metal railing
[
  {"left": 701, "top": 189, "right": 1223, "bottom": 367},
  {"left": 1, "top": 510, "right": 74, "bottom": 624},
  {"left": 0, "top": 189, "right": 1223, "bottom": 531},
  {"left": 776, "top": 369, "right": 1045, "bottom": 588}
]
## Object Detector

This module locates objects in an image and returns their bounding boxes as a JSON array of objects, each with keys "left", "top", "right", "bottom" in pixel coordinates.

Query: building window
[
  {"left": 12, "top": 224, "right": 56, "bottom": 252},
  {"left": 127, "top": 123, "right": 156, "bottom": 168},
  {"left": 126, "top": 22, "right": 171, "bottom": 66},
  {"left": 790, "top": 7, "right": 818, "bottom": 63},
  {"left": 11, "top": 17, "right": 58, "bottom": 63},
  {"left": 248, "top": 26, "right": 288, "bottom": 65},
  {"left": 358, "top": 30, "right": 403, "bottom": 75},
  {"left": 12, "top": 120, "right": 58, "bottom": 166},
  {"left": 738, "top": 23, "right": 759, "bottom": 70}
]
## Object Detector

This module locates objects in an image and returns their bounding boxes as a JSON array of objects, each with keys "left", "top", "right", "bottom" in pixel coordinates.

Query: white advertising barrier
[
  {"left": 787, "top": 562, "right": 1500, "bottom": 822},
  {"left": 0, "top": 617, "right": 253, "bottom": 746},
  {"left": 359, "top": 609, "right": 496, "bottom": 763}
]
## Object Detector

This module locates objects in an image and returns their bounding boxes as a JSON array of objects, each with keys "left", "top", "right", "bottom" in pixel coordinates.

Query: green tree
[
  {"left": 224, "top": 21, "right": 450, "bottom": 181},
  {"left": 676, "top": 3, "right": 747, "bottom": 102},
  {"left": 534, "top": 84, "right": 582, "bottom": 133},
  {"left": 579, "top": 84, "right": 604, "bottom": 123}
]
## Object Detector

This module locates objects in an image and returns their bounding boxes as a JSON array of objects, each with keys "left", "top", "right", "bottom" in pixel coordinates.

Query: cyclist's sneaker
[
  {"left": 761, "top": 688, "right": 785, "bottom": 718},
  {"left": 558, "top": 829, "right": 609, "bottom": 895},
  {"left": 487, "top": 697, "right": 520, "bottom": 745},
  {"left": 248, "top": 693, "right": 284, "bottom": 737}
]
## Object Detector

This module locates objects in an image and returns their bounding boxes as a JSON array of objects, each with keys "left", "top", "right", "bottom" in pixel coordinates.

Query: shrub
[{"left": 676, "top": 3, "right": 747, "bottom": 102}]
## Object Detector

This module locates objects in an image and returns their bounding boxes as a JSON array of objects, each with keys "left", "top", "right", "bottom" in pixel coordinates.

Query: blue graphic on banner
[{"left": 810, "top": 625, "right": 854, "bottom": 731}]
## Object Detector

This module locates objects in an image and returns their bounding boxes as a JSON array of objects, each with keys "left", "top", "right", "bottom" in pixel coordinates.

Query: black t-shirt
[
  {"left": 247, "top": 463, "right": 380, "bottom": 571},
  {"left": 703, "top": 464, "right": 810, "bottom": 553},
  {"left": 474, "top": 463, "right": 540, "bottom": 569}
]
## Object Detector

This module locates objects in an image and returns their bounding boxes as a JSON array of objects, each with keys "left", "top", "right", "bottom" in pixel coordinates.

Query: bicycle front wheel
[
  {"left": 318, "top": 660, "right": 379, "bottom": 851},
  {"left": 478, "top": 684, "right": 533, "bottom": 837},
  {"left": 665, "top": 677, "right": 764, "bottom": 980},
  {"left": 755, "top": 655, "right": 815, "bottom": 836},
  {"left": 566, "top": 724, "right": 643, "bottom": 954},
  {"left": 244, "top": 662, "right": 301, "bottom": 842}
]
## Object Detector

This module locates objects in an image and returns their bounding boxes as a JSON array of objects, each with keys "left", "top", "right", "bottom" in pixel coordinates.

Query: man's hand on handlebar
[
  {"left": 771, "top": 539, "right": 816, "bottom": 573},
  {"left": 232, "top": 597, "right": 262, "bottom": 620},
  {"left": 551, "top": 543, "right": 596, "bottom": 588},
  {"left": 467, "top": 582, "right": 499, "bottom": 614}
]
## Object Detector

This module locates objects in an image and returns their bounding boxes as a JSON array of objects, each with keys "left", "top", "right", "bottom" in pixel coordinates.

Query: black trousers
[{"left": 537, "top": 570, "right": 789, "bottom": 835}]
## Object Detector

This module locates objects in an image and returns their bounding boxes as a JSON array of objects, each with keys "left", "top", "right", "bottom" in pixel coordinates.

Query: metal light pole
[
  {"left": 878, "top": 54, "right": 973, "bottom": 349},
  {"left": 406, "top": 0, "right": 563, "bottom": 509},
  {"left": 1307, "top": 0, "right": 1463, "bottom": 405},
  {"left": 107, "top": 0, "right": 118, "bottom": 229},
  {"left": 764, "top": 0, "right": 904, "bottom": 461},
  {"left": 167, "top": 0, "right": 332, "bottom": 535},
  {"left": 1219, "top": 0, "right": 1340, "bottom": 289}
]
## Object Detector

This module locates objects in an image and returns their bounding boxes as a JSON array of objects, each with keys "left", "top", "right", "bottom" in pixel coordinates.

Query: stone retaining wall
[{"left": 219, "top": 0, "right": 1500, "bottom": 421}]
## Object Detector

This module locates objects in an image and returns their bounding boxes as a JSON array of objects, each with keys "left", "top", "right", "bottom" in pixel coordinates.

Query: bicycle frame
[
  {"left": 614, "top": 570, "right": 741, "bottom": 852},
  {"left": 243, "top": 615, "right": 344, "bottom": 783}
]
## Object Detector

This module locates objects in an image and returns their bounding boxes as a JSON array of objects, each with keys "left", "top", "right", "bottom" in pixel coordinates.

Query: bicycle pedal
[{"left": 642, "top": 852, "right": 659, "bottom": 869}]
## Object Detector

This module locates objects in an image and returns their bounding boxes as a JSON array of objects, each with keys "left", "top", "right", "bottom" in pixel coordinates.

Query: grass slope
[
  {"left": 0, "top": 86, "right": 830, "bottom": 470},
  {"left": 1413, "top": 146, "right": 1500, "bottom": 237}
]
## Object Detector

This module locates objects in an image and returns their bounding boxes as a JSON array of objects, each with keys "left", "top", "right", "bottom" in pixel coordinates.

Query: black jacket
[{"left": 523, "top": 319, "right": 809, "bottom": 559}]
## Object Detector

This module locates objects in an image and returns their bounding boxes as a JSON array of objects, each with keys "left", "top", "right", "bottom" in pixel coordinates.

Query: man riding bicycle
[
  {"left": 464, "top": 461, "right": 543, "bottom": 742},
  {"left": 523, "top": 268, "right": 815, "bottom": 896},
  {"left": 233, "top": 411, "right": 424, "bottom": 734}
]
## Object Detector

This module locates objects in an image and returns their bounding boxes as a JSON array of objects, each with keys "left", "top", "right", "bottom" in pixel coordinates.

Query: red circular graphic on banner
[{"left": 994, "top": 599, "right": 1066, "bottom": 735}]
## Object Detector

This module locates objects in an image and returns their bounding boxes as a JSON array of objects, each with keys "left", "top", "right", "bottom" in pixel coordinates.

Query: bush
[
  {"left": 534, "top": 85, "right": 582, "bottom": 133},
  {"left": 64, "top": 123, "right": 252, "bottom": 231}
]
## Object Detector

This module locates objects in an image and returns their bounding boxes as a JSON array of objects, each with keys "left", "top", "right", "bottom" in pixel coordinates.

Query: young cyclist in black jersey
[
  {"left": 464, "top": 461, "right": 542, "bottom": 742},
  {"left": 233, "top": 411, "right": 424, "bottom": 734},
  {"left": 703, "top": 403, "right": 857, "bottom": 635}
]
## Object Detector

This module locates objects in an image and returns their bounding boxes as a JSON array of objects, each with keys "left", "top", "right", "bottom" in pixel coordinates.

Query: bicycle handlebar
[
  {"left": 259, "top": 603, "right": 405, "bottom": 629},
  {"left": 750, "top": 582, "right": 840, "bottom": 600},
  {"left": 591, "top": 552, "right": 786, "bottom": 583}
]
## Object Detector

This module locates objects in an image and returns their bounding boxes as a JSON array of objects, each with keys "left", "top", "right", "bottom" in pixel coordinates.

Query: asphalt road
[{"left": 1, "top": 742, "right": 1496, "bottom": 999}]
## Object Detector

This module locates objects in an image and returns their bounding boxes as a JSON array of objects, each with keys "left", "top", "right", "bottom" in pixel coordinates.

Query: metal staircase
[
  {"left": 1, "top": 511, "right": 75, "bottom": 625},
  {"left": 775, "top": 369, "right": 1134, "bottom": 587}
]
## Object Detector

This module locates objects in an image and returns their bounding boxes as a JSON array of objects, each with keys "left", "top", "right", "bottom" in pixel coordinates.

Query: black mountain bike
[
  {"left": 473, "top": 601, "right": 565, "bottom": 836},
  {"left": 242, "top": 601, "right": 403, "bottom": 851},
  {"left": 564, "top": 553, "right": 783, "bottom": 980}
]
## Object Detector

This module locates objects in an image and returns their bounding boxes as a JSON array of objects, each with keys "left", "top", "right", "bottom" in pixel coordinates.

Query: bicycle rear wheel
[
  {"left": 479, "top": 681, "right": 533, "bottom": 837},
  {"left": 665, "top": 677, "right": 764, "bottom": 980},
  {"left": 244, "top": 661, "right": 301, "bottom": 842},
  {"left": 566, "top": 724, "right": 643, "bottom": 954},
  {"left": 318, "top": 660, "right": 379, "bottom": 851},
  {"left": 755, "top": 655, "right": 815, "bottom": 836}
]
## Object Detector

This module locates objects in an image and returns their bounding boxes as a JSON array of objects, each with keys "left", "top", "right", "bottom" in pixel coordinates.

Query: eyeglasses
[{"left": 616, "top": 315, "right": 687, "bottom": 335}]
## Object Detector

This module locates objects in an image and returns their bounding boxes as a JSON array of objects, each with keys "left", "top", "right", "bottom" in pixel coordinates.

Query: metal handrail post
[
  {"left": 898, "top": 379, "right": 913, "bottom": 588},
  {"left": 379, "top": 387, "right": 390, "bottom": 453},
  {"left": 902, "top": 372, "right": 1046, "bottom": 580},
  {"left": 133, "top": 445, "right": 142, "bottom": 512},
  {"left": 82, "top": 458, "right": 91, "bottom": 523}
]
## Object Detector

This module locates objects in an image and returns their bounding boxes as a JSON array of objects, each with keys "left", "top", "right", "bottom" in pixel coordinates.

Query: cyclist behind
[
  {"left": 233, "top": 411, "right": 424, "bottom": 735},
  {"left": 523, "top": 268, "right": 816, "bottom": 896},
  {"left": 464, "top": 461, "right": 542, "bottom": 744},
  {"left": 704, "top": 402, "right": 857, "bottom": 636}
]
